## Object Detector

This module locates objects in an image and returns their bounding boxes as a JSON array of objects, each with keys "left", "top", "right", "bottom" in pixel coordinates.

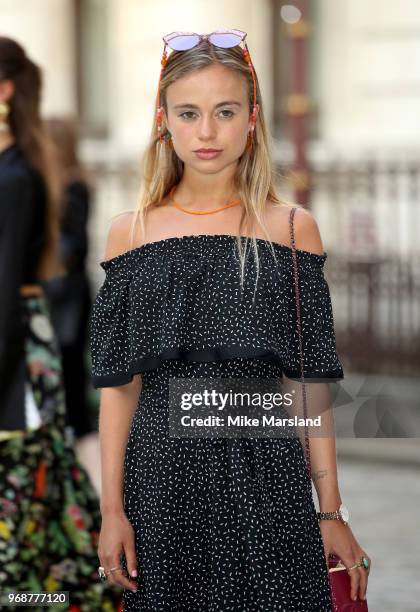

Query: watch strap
[{"left": 317, "top": 510, "right": 341, "bottom": 520}]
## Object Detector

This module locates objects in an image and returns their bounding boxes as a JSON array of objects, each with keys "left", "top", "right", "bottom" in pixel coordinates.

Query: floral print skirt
[{"left": 0, "top": 294, "right": 123, "bottom": 611}]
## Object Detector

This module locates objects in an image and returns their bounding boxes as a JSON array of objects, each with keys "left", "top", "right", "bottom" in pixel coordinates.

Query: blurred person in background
[
  {"left": 0, "top": 36, "right": 122, "bottom": 611},
  {"left": 43, "top": 117, "right": 95, "bottom": 441}
]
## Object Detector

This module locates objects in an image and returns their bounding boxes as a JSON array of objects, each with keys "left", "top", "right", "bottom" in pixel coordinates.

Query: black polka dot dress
[{"left": 89, "top": 232, "right": 344, "bottom": 611}]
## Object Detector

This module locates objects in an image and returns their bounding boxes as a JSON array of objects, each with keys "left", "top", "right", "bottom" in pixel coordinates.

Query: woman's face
[
  {"left": 164, "top": 63, "right": 258, "bottom": 173},
  {"left": 0, "top": 79, "right": 15, "bottom": 104}
]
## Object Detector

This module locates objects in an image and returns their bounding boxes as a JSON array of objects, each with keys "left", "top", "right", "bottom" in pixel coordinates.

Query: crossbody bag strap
[{"left": 289, "top": 207, "right": 312, "bottom": 483}]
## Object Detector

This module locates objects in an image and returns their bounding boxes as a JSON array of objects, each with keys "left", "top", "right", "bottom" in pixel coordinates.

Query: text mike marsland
[{"left": 180, "top": 415, "right": 323, "bottom": 427}]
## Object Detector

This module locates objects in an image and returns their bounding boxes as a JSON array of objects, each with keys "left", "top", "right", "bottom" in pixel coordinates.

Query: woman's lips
[{"left": 194, "top": 150, "right": 223, "bottom": 160}]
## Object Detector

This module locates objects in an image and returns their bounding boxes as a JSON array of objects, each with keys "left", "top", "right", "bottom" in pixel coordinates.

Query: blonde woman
[{"left": 92, "top": 30, "right": 370, "bottom": 611}]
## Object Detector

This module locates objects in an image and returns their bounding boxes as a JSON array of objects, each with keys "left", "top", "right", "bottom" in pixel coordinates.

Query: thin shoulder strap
[
  {"left": 289, "top": 207, "right": 312, "bottom": 483},
  {"left": 289, "top": 206, "right": 297, "bottom": 249}
]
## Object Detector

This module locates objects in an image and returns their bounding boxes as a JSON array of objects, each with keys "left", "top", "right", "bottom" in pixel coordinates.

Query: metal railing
[{"left": 308, "top": 158, "right": 420, "bottom": 376}]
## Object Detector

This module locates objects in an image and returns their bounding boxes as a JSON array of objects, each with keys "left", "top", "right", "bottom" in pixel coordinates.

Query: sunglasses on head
[
  {"left": 163, "top": 29, "right": 247, "bottom": 50},
  {"left": 155, "top": 29, "right": 258, "bottom": 148}
]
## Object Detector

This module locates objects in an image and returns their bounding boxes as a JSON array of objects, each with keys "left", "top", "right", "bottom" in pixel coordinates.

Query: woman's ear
[
  {"left": 160, "top": 105, "right": 169, "bottom": 133},
  {"left": 0, "top": 79, "right": 15, "bottom": 103}
]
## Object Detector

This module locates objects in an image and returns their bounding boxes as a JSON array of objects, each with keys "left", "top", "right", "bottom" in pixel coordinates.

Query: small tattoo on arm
[{"left": 313, "top": 469, "right": 328, "bottom": 481}]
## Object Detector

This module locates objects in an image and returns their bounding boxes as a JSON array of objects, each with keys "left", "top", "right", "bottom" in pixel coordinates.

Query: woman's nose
[{"left": 197, "top": 116, "right": 217, "bottom": 138}]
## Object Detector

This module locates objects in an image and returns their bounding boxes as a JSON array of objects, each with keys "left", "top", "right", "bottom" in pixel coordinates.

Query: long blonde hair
[{"left": 128, "top": 41, "right": 290, "bottom": 295}]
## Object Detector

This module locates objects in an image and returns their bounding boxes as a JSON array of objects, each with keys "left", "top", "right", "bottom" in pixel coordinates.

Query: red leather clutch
[{"left": 328, "top": 554, "right": 369, "bottom": 611}]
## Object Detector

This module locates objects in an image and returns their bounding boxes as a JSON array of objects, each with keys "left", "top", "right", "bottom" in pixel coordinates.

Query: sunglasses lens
[
  {"left": 167, "top": 34, "right": 200, "bottom": 51},
  {"left": 209, "top": 33, "right": 242, "bottom": 48}
]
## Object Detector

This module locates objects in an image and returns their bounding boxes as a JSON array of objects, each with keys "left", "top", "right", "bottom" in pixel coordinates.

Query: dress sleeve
[
  {"left": 282, "top": 263, "right": 344, "bottom": 382},
  {"left": 0, "top": 172, "right": 35, "bottom": 390},
  {"left": 60, "top": 180, "right": 90, "bottom": 273},
  {"left": 89, "top": 261, "right": 133, "bottom": 389}
]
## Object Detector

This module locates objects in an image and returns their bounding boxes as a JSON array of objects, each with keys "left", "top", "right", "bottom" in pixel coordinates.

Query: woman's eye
[
  {"left": 179, "top": 110, "right": 234, "bottom": 120},
  {"left": 179, "top": 111, "right": 196, "bottom": 120},
  {"left": 219, "top": 110, "right": 234, "bottom": 118}
]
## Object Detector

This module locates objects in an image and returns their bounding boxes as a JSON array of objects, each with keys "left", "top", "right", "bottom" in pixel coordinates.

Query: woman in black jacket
[{"left": 0, "top": 37, "right": 122, "bottom": 611}]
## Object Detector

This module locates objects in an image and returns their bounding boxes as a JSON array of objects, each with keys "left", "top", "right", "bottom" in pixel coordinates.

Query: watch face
[{"left": 340, "top": 503, "right": 349, "bottom": 522}]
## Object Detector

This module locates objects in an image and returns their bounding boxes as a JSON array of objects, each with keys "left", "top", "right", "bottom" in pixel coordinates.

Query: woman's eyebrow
[{"left": 173, "top": 101, "right": 242, "bottom": 110}]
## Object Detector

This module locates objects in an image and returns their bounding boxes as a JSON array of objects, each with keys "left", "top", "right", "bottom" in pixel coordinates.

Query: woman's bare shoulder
[
  {"left": 102, "top": 199, "right": 169, "bottom": 261},
  {"left": 103, "top": 210, "right": 138, "bottom": 261},
  {"left": 265, "top": 199, "right": 324, "bottom": 254}
]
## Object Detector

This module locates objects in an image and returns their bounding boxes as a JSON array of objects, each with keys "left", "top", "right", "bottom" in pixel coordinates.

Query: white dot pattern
[
  {"left": 121, "top": 358, "right": 333, "bottom": 610},
  {"left": 89, "top": 235, "right": 343, "bottom": 611},
  {"left": 89, "top": 235, "right": 344, "bottom": 389}
]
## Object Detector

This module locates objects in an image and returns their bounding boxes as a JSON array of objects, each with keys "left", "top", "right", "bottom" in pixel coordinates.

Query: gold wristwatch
[{"left": 317, "top": 503, "right": 349, "bottom": 525}]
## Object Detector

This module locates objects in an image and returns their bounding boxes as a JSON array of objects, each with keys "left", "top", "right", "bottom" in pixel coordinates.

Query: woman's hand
[
  {"left": 98, "top": 510, "right": 138, "bottom": 593},
  {"left": 28, "top": 359, "right": 44, "bottom": 379},
  {"left": 319, "top": 520, "right": 371, "bottom": 602}
]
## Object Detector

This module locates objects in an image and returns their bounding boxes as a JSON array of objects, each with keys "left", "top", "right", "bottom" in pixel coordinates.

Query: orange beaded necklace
[{"left": 168, "top": 185, "right": 241, "bottom": 215}]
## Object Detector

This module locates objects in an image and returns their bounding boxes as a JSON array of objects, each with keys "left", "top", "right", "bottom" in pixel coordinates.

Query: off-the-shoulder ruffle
[
  {"left": 99, "top": 234, "right": 327, "bottom": 272},
  {"left": 89, "top": 234, "right": 343, "bottom": 388}
]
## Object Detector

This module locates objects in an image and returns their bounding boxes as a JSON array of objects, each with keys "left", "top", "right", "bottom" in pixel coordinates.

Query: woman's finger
[
  {"left": 123, "top": 536, "right": 138, "bottom": 582},
  {"left": 105, "top": 569, "right": 117, "bottom": 587},
  {"left": 338, "top": 552, "right": 361, "bottom": 602},
  {"left": 108, "top": 566, "right": 137, "bottom": 592},
  {"left": 357, "top": 566, "right": 368, "bottom": 601},
  {"left": 357, "top": 551, "right": 371, "bottom": 600},
  {"left": 323, "top": 543, "right": 330, "bottom": 570},
  {"left": 102, "top": 556, "right": 137, "bottom": 593}
]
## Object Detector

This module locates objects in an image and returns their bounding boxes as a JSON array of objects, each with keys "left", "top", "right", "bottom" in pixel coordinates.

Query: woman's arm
[
  {"left": 285, "top": 208, "right": 369, "bottom": 602},
  {"left": 60, "top": 180, "right": 90, "bottom": 272},
  {"left": 98, "top": 211, "right": 141, "bottom": 515},
  {"left": 282, "top": 374, "right": 342, "bottom": 511},
  {"left": 98, "top": 379, "right": 141, "bottom": 593},
  {"left": 99, "top": 378, "right": 141, "bottom": 515},
  {"left": 0, "top": 172, "right": 35, "bottom": 406},
  {"left": 99, "top": 214, "right": 141, "bottom": 513},
  {"left": 96, "top": 213, "right": 142, "bottom": 593},
  {"left": 287, "top": 207, "right": 342, "bottom": 509},
  {"left": 308, "top": 426, "right": 342, "bottom": 513}
]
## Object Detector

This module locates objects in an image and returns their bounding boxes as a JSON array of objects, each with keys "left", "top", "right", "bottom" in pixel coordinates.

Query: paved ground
[
  {"left": 76, "top": 435, "right": 420, "bottom": 611},
  {"left": 324, "top": 458, "right": 420, "bottom": 612}
]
